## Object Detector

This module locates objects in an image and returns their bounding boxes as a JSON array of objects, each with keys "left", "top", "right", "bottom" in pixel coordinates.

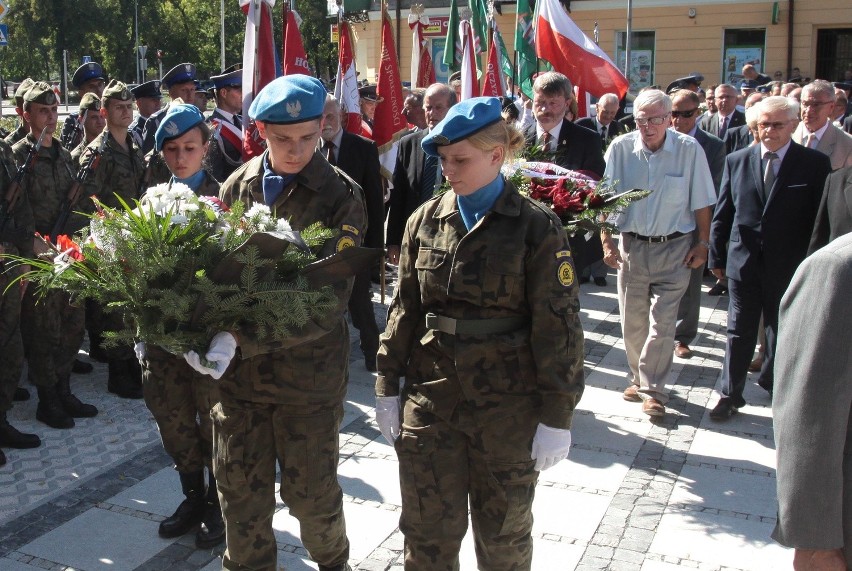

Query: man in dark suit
[
  {"left": 809, "top": 165, "right": 852, "bottom": 253},
  {"left": 670, "top": 89, "right": 725, "bottom": 359},
  {"left": 724, "top": 92, "right": 764, "bottom": 154},
  {"left": 708, "top": 96, "right": 832, "bottom": 419},
  {"left": 772, "top": 232, "right": 852, "bottom": 571},
  {"left": 699, "top": 84, "right": 745, "bottom": 139},
  {"left": 385, "top": 83, "right": 455, "bottom": 265},
  {"left": 576, "top": 93, "right": 625, "bottom": 151},
  {"left": 320, "top": 95, "right": 384, "bottom": 371},
  {"left": 525, "top": 72, "right": 606, "bottom": 277}
]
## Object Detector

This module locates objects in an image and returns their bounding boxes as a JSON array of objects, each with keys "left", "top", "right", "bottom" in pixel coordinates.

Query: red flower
[{"left": 55, "top": 235, "right": 84, "bottom": 261}]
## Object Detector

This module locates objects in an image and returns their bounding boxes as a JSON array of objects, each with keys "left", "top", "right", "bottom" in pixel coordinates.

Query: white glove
[
  {"left": 375, "top": 396, "right": 401, "bottom": 445},
  {"left": 183, "top": 332, "right": 237, "bottom": 380},
  {"left": 531, "top": 423, "right": 572, "bottom": 471},
  {"left": 134, "top": 341, "right": 146, "bottom": 364}
]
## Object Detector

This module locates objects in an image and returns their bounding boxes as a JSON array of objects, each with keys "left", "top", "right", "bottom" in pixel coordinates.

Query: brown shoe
[
  {"left": 642, "top": 398, "right": 666, "bottom": 417},
  {"left": 748, "top": 356, "right": 763, "bottom": 373},
  {"left": 623, "top": 385, "right": 642, "bottom": 402},
  {"left": 674, "top": 341, "right": 692, "bottom": 359}
]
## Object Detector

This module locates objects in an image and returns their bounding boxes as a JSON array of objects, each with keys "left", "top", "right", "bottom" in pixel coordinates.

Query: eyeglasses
[
  {"left": 758, "top": 121, "right": 790, "bottom": 130},
  {"left": 800, "top": 99, "right": 833, "bottom": 109},
  {"left": 670, "top": 108, "right": 699, "bottom": 118},
  {"left": 635, "top": 114, "right": 670, "bottom": 126}
]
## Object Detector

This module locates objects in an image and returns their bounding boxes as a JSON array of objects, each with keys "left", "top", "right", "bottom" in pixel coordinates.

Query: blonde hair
[{"left": 464, "top": 120, "right": 525, "bottom": 159}]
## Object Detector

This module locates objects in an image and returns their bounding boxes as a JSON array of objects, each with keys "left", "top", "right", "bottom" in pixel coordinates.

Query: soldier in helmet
[{"left": 60, "top": 61, "right": 107, "bottom": 149}]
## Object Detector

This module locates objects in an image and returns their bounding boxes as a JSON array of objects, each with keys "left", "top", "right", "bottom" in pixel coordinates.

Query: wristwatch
[{"left": 696, "top": 240, "right": 711, "bottom": 249}]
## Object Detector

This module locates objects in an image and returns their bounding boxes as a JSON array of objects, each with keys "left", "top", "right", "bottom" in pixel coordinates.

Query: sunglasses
[{"left": 671, "top": 108, "right": 699, "bottom": 118}]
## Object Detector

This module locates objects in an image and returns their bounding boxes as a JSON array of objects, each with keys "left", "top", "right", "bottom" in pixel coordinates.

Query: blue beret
[
  {"left": 421, "top": 96, "right": 502, "bottom": 157},
  {"left": 131, "top": 80, "right": 161, "bottom": 99},
  {"left": 155, "top": 103, "right": 205, "bottom": 151},
  {"left": 211, "top": 69, "right": 242, "bottom": 90},
  {"left": 248, "top": 74, "right": 325, "bottom": 124},
  {"left": 72, "top": 62, "right": 106, "bottom": 88},
  {"left": 163, "top": 63, "right": 197, "bottom": 88}
]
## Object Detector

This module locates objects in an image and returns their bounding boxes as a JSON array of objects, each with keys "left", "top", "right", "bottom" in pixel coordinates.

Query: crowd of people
[{"left": 0, "top": 56, "right": 850, "bottom": 570}]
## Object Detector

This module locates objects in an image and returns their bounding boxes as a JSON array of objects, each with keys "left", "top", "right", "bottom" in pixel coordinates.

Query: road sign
[
  {"left": 0, "top": 0, "right": 7, "bottom": 21},
  {"left": 0, "top": 25, "right": 8, "bottom": 47}
]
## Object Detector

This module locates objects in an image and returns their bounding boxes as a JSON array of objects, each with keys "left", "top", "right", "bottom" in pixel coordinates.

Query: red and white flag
[
  {"left": 374, "top": 7, "right": 408, "bottom": 180},
  {"left": 481, "top": 26, "right": 506, "bottom": 97},
  {"left": 334, "top": 19, "right": 362, "bottom": 134},
  {"left": 459, "top": 19, "right": 480, "bottom": 100},
  {"left": 408, "top": 11, "right": 435, "bottom": 88},
  {"left": 240, "top": 0, "right": 278, "bottom": 160},
  {"left": 534, "top": 0, "right": 629, "bottom": 99},
  {"left": 282, "top": 7, "right": 310, "bottom": 75}
]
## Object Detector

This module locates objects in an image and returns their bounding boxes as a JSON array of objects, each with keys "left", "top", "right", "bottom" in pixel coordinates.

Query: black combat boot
[
  {"left": 72, "top": 359, "right": 94, "bottom": 374},
  {"left": 195, "top": 473, "right": 226, "bottom": 548},
  {"left": 56, "top": 375, "right": 98, "bottom": 418},
  {"left": 159, "top": 471, "right": 206, "bottom": 538},
  {"left": 0, "top": 447, "right": 5, "bottom": 467},
  {"left": 0, "top": 412, "right": 41, "bottom": 449},
  {"left": 36, "top": 385, "right": 74, "bottom": 429},
  {"left": 107, "top": 360, "right": 143, "bottom": 399},
  {"left": 87, "top": 331, "right": 108, "bottom": 363}
]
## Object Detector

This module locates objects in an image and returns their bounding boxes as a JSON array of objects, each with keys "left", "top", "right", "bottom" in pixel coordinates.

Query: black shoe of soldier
[
  {"left": 0, "top": 448, "right": 6, "bottom": 467},
  {"left": 88, "top": 344, "right": 109, "bottom": 363},
  {"left": 0, "top": 419, "right": 41, "bottom": 449},
  {"left": 72, "top": 359, "right": 94, "bottom": 374},
  {"left": 108, "top": 360, "right": 143, "bottom": 400},
  {"left": 13, "top": 387, "right": 30, "bottom": 401},
  {"left": 36, "top": 388, "right": 75, "bottom": 429}
]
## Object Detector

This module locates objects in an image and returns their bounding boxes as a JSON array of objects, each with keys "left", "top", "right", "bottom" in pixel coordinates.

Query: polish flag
[
  {"left": 373, "top": 7, "right": 408, "bottom": 180},
  {"left": 240, "top": 0, "right": 278, "bottom": 160},
  {"left": 282, "top": 7, "right": 310, "bottom": 75},
  {"left": 481, "top": 28, "right": 506, "bottom": 97},
  {"left": 408, "top": 11, "right": 436, "bottom": 88},
  {"left": 334, "top": 19, "right": 362, "bottom": 134},
  {"left": 459, "top": 19, "right": 480, "bottom": 100},
  {"left": 534, "top": 0, "right": 629, "bottom": 99}
]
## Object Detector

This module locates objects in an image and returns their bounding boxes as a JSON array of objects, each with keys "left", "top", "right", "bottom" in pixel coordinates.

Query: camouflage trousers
[
  {"left": 212, "top": 396, "right": 350, "bottom": 571},
  {"left": 20, "top": 288, "right": 85, "bottom": 388},
  {"left": 0, "top": 268, "right": 24, "bottom": 412},
  {"left": 142, "top": 345, "right": 218, "bottom": 473},
  {"left": 396, "top": 399, "right": 540, "bottom": 571}
]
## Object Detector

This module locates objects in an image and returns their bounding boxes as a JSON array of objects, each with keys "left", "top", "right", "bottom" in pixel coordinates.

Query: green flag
[
  {"left": 494, "top": 20, "right": 513, "bottom": 82},
  {"left": 514, "top": 0, "right": 537, "bottom": 98},
  {"left": 443, "top": 0, "right": 460, "bottom": 72},
  {"left": 469, "top": 0, "right": 488, "bottom": 54}
]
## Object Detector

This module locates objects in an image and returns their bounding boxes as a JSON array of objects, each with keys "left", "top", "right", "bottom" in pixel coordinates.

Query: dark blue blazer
[{"left": 709, "top": 142, "right": 831, "bottom": 284}]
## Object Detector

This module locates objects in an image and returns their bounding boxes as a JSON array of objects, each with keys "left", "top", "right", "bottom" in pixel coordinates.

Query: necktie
[
  {"left": 806, "top": 133, "right": 818, "bottom": 148},
  {"left": 542, "top": 131, "right": 553, "bottom": 151},
  {"left": 233, "top": 114, "right": 243, "bottom": 130},
  {"left": 763, "top": 151, "right": 778, "bottom": 200},
  {"left": 324, "top": 141, "right": 336, "bottom": 165},
  {"left": 421, "top": 154, "right": 439, "bottom": 203},
  {"left": 718, "top": 116, "right": 729, "bottom": 139}
]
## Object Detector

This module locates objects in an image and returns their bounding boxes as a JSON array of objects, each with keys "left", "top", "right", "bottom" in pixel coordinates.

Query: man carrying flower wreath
[{"left": 190, "top": 75, "right": 366, "bottom": 571}]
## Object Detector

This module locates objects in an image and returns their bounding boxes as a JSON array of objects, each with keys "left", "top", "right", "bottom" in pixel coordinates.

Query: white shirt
[
  {"left": 760, "top": 139, "right": 792, "bottom": 177},
  {"left": 604, "top": 129, "right": 717, "bottom": 236}
]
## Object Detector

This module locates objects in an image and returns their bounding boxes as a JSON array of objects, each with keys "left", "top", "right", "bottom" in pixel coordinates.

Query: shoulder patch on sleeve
[
  {"left": 336, "top": 235, "right": 356, "bottom": 251},
  {"left": 557, "top": 260, "right": 575, "bottom": 287}
]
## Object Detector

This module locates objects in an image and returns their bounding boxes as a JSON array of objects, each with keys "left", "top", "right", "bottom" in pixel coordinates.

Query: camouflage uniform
[
  {"left": 376, "top": 181, "right": 585, "bottom": 570},
  {"left": 215, "top": 151, "right": 366, "bottom": 570},
  {"left": 4, "top": 125, "right": 29, "bottom": 146}
]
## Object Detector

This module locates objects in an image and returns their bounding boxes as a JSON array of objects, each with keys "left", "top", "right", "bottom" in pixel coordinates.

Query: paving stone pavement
[{"left": 0, "top": 270, "right": 791, "bottom": 571}]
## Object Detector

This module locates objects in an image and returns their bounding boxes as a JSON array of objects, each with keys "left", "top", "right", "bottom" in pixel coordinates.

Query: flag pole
[
  {"left": 282, "top": 1, "right": 289, "bottom": 74},
  {"left": 625, "top": 0, "right": 633, "bottom": 89}
]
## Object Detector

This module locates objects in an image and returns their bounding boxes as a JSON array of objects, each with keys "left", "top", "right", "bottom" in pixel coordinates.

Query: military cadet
[
  {"left": 60, "top": 61, "right": 107, "bottom": 149},
  {"left": 129, "top": 80, "right": 162, "bottom": 148},
  {"left": 5, "top": 78, "right": 35, "bottom": 145},
  {"left": 78, "top": 80, "right": 146, "bottom": 400},
  {"left": 131, "top": 103, "right": 223, "bottom": 546},
  {"left": 140, "top": 63, "right": 198, "bottom": 155},
  {"left": 69, "top": 93, "right": 105, "bottom": 162},
  {"left": 0, "top": 132, "right": 41, "bottom": 466},
  {"left": 358, "top": 84, "right": 382, "bottom": 139},
  {"left": 14, "top": 82, "right": 98, "bottom": 430},
  {"left": 376, "top": 97, "right": 585, "bottom": 570},
  {"left": 206, "top": 65, "right": 244, "bottom": 182},
  {"left": 185, "top": 74, "right": 366, "bottom": 571}
]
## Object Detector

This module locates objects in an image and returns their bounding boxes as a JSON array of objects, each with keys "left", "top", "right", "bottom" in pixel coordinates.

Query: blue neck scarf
[
  {"left": 261, "top": 154, "right": 297, "bottom": 206},
  {"left": 457, "top": 175, "right": 504, "bottom": 231},
  {"left": 172, "top": 170, "right": 207, "bottom": 193}
]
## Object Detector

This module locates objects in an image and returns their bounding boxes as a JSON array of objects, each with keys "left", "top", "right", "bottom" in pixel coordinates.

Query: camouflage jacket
[
  {"left": 4, "top": 125, "right": 29, "bottom": 146},
  {"left": 78, "top": 130, "right": 145, "bottom": 211},
  {"left": 11, "top": 135, "right": 82, "bottom": 237},
  {"left": 0, "top": 138, "right": 34, "bottom": 256},
  {"left": 218, "top": 151, "right": 367, "bottom": 405},
  {"left": 376, "top": 181, "right": 585, "bottom": 429}
]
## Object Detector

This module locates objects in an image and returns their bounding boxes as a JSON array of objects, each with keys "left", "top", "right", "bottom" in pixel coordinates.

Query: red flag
[
  {"left": 282, "top": 8, "right": 310, "bottom": 75},
  {"left": 534, "top": 0, "right": 629, "bottom": 99},
  {"left": 481, "top": 30, "right": 506, "bottom": 97},
  {"left": 374, "top": 7, "right": 408, "bottom": 180},
  {"left": 335, "top": 20, "right": 362, "bottom": 134},
  {"left": 459, "top": 19, "right": 480, "bottom": 100},
  {"left": 240, "top": 0, "right": 277, "bottom": 160},
  {"left": 408, "top": 11, "right": 436, "bottom": 88}
]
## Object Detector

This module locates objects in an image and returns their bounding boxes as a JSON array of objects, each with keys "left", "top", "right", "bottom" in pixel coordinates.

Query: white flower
[
  {"left": 170, "top": 214, "right": 188, "bottom": 225},
  {"left": 246, "top": 203, "right": 271, "bottom": 218},
  {"left": 275, "top": 218, "right": 293, "bottom": 233}
]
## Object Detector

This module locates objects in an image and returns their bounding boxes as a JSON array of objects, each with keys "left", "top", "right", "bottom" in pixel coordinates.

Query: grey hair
[
  {"left": 745, "top": 105, "right": 761, "bottom": 129},
  {"left": 802, "top": 79, "right": 836, "bottom": 101},
  {"left": 634, "top": 89, "right": 672, "bottom": 114},
  {"left": 597, "top": 93, "right": 620, "bottom": 107},
  {"left": 758, "top": 96, "right": 799, "bottom": 121}
]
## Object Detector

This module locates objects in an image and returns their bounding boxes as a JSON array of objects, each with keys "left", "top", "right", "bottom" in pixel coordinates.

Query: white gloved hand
[
  {"left": 134, "top": 341, "right": 146, "bottom": 364},
  {"left": 375, "top": 396, "right": 401, "bottom": 445},
  {"left": 531, "top": 423, "right": 572, "bottom": 471},
  {"left": 183, "top": 332, "right": 237, "bottom": 380}
]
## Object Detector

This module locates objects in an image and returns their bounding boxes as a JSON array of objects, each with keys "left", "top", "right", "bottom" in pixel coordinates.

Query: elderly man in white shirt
[{"left": 601, "top": 89, "right": 716, "bottom": 417}]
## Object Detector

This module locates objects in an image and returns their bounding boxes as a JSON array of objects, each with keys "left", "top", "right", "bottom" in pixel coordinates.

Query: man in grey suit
[
  {"left": 772, "top": 232, "right": 852, "bottom": 571},
  {"left": 699, "top": 84, "right": 745, "bottom": 139},
  {"left": 792, "top": 80, "right": 852, "bottom": 170},
  {"left": 670, "top": 89, "right": 724, "bottom": 358},
  {"left": 809, "top": 165, "right": 852, "bottom": 253}
]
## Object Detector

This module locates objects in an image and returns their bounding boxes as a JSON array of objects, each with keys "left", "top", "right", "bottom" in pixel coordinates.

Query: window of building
[
  {"left": 615, "top": 30, "right": 656, "bottom": 94},
  {"left": 722, "top": 28, "right": 766, "bottom": 86},
  {"left": 816, "top": 28, "right": 852, "bottom": 82}
]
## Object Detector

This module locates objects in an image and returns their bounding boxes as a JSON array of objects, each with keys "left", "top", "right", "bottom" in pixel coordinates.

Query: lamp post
[{"left": 134, "top": 0, "right": 140, "bottom": 84}]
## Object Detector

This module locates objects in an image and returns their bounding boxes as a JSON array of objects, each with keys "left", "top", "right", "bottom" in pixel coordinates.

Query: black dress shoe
[
  {"left": 758, "top": 379, "right": 774, "bottom": 397},
  {"left": 710, "top": 398, "right": 739, "bottom": 421},
  {"left": 708, "top": 282, "right": 728, "bottom": 296},
  {"left": 364, "top": 357, "right": 377, "bottom": 373},
  {"left": 72, "top": 359, "right": 94, "bottom": 374},
  {"left": 0, "top": 420, "right": 41, "bottom": 449},
  {"left": 13, "top": 387, "right": 30, "bottom": 401},
  {"left": 594, "top": 277, "right": 608, "bottom": 286}
]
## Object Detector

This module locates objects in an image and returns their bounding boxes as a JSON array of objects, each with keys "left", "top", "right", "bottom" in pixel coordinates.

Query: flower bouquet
[
  {"left": 503, "top": 160, "right": 652, "bottom": 235},
  {"left": 1, "top": 183, "right": 369, "bottom": 356}
]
